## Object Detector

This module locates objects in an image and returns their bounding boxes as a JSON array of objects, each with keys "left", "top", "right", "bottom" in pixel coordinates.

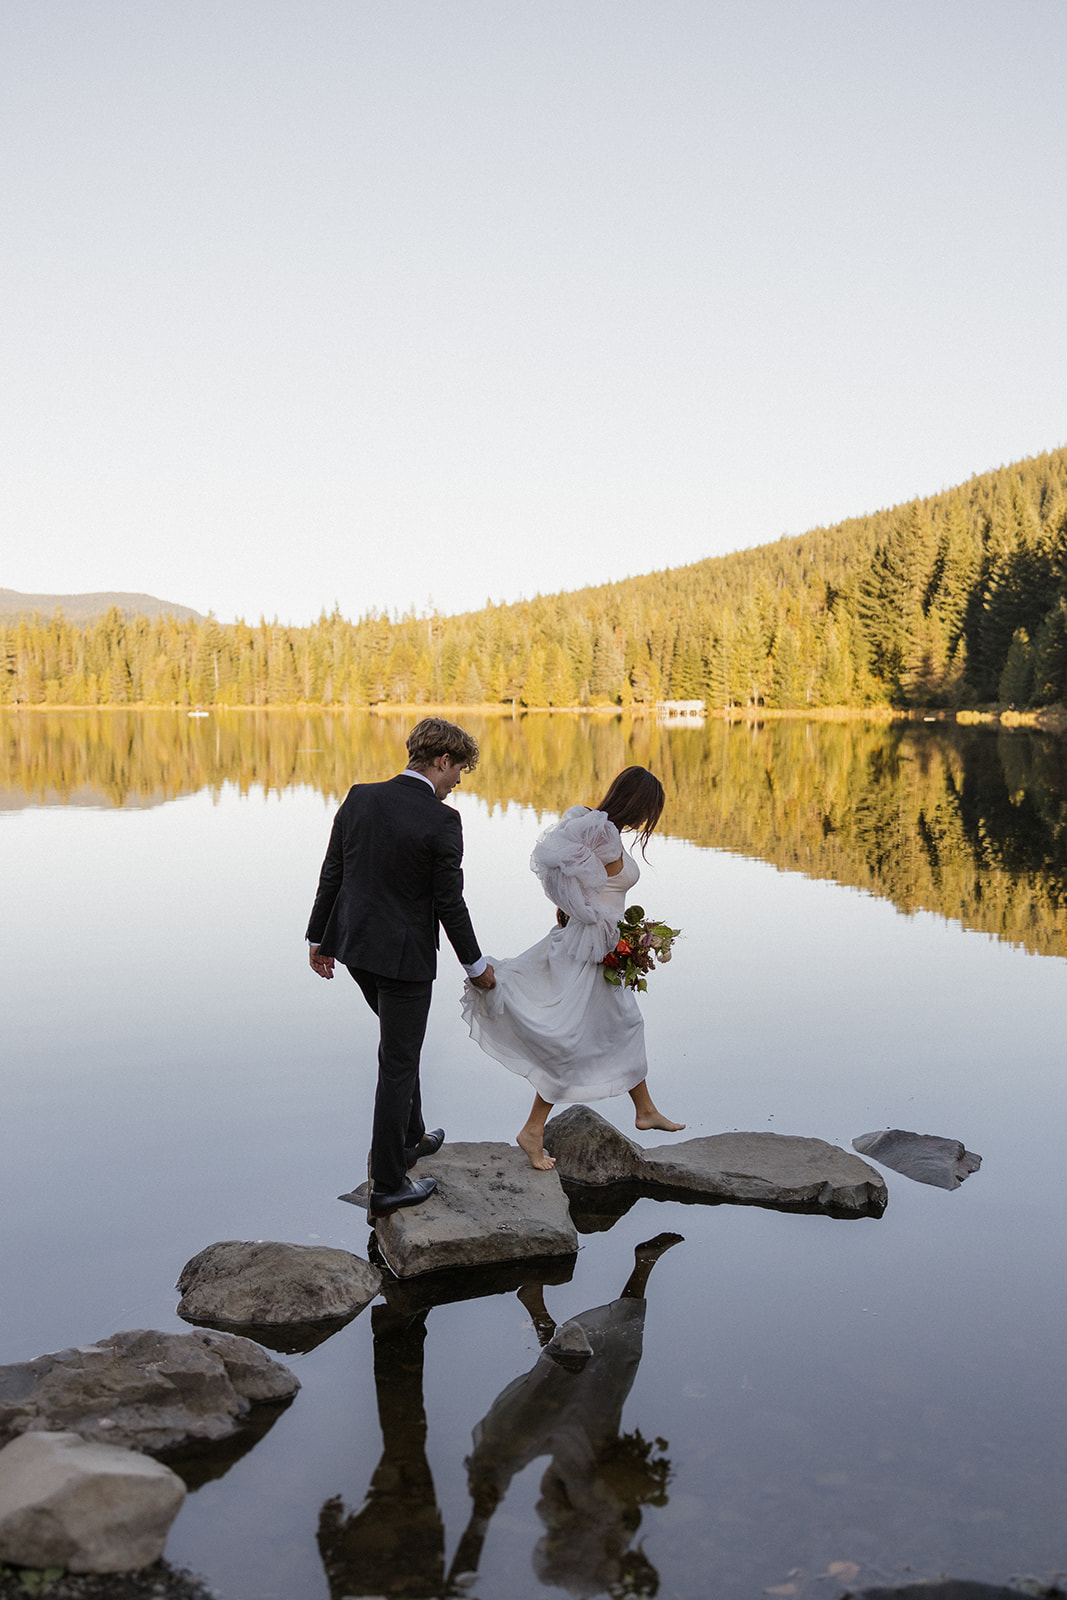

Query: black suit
[{"left": 306, "top": 774, "right": 481, "bottom": 1193}]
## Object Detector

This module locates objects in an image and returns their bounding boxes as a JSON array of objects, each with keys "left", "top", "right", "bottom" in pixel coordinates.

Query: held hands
[
  {"left": 309, "top": 944, "right": 335, "bottom": 980},
  {"left": 470, "top": 963, "right": 496, "bottom": 990}
]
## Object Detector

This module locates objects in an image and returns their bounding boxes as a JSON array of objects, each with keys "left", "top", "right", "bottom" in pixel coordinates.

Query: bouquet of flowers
[{"left": 602, "top": 905, "right": 681, "bottom": 992}]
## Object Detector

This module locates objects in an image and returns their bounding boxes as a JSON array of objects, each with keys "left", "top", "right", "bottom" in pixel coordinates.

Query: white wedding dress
[{"left": 461, "top": 806, "right": 648, "bottom": 1103}]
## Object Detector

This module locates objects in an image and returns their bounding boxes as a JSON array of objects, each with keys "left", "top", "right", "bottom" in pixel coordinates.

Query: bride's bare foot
[
  {"left": 635, "top": 1111, "right": 686, "bottom": 1132},
  {"left": 517, "top": 1129, "right": 556, "bottom": 1170}
]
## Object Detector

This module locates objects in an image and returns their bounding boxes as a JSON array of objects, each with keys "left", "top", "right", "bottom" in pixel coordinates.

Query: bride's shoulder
[{"left": 558, "top": 805, "right": 621, "bottom": 856}]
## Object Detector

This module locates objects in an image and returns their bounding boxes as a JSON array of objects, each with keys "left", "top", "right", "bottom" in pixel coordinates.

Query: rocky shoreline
[{"left": 0, "top": 1563, "right": 216, "bottom": 1600}]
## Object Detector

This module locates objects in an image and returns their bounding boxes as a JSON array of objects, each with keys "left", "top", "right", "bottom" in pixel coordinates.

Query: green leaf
[{"left": 17, "top": 1572, "right": 56, "bottom": 1598}]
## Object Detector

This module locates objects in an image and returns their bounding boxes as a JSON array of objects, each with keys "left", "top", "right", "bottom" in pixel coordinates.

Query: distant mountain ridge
[{"left": 0, "top": 589, "right": 205, "bottom": 625}]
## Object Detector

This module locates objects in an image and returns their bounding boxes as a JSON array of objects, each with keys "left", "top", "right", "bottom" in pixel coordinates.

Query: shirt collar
[{"left": 401, "top": 768, "right": 437, "bottom": 793}]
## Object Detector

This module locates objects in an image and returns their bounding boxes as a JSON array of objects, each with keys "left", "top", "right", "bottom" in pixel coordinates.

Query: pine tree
[
  {"left": 998, "top": 628, "right": 1033, "bottom": 705},
  {"left": 590, "top": 630, "right": 624, "bottom": 705},
  {"left": 1029, "top": 600, "right": 1067, "bottom": 706},
  {"left": 521, "top": 649, "right": 549, "bottom": 707},
  {"left": 769, "top": 623, "right": 806, "bottom": 708}
]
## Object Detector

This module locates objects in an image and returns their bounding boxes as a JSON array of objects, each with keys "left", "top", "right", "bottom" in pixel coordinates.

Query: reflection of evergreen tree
[{"left": 6, "top": 709, "right": 1067, "bottom": 960}]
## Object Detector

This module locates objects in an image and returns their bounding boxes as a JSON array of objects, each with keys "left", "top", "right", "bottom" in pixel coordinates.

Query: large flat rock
[
  {"left": 543, "top": 1106, "right": 887, "bottom": 1214},
  {"left": 371, "top": 1142, "right": 579, "bottom": 1278},
  {"left": 0, "top": 1329, "right": 299, "bottom": 1456}
]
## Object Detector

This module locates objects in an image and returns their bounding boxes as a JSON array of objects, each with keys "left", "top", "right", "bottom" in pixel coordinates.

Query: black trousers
[{"left": 348, "top": 966, "right": 433, "bottom": 1194}]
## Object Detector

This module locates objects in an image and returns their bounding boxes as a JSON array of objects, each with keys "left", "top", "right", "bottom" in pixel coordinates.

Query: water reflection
[
  {"left": 4, "top": 709, "right": 1067, "bottom": 957},
  {"left": 318, "top": 1236, "right": 680, "bottom": 1600},
  {"left": 161, "top": 1403, "right": 295, "bottom": 1492},
  {"left": 451, "top": 1233, "right": 680, "bottom": 1600},
  {"left": 318, "top": 1303, "right": 445, "bottom": 1600}
]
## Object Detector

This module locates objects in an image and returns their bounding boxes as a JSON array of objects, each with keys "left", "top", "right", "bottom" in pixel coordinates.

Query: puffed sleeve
[{"left": 530, "top": 806, "right": 623, "bottom": 964}]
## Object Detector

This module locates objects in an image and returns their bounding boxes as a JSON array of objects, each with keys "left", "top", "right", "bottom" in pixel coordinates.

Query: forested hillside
[{"left": 4, "top": 447, "right": 1067, "bottom": 709}]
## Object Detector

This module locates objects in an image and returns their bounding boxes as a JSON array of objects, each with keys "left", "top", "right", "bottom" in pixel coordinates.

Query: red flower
[
  {"left": 603, "top": 951, "right": 619, "bottom": 968},
  {"left": 616, "top": 939, "right": 631, "bottom": 954}
]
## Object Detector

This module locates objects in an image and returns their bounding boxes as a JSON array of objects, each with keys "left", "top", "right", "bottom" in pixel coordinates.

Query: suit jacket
[{"left": 305, "top": 774, "right": 481, "bottom": 982}]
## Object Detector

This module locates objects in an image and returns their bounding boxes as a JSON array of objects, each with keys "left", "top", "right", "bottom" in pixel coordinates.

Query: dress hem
[{"left": 462, "top": 1000, "right": 646, "bottom": 1104}]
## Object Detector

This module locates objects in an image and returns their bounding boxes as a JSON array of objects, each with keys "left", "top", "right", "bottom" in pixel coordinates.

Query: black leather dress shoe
[
  {"left": 368, "top": 1175, "right": 437, "bottom": 1221},
  {"left": 405, "top": 1128, "right": 445, "bottom": 1169}
]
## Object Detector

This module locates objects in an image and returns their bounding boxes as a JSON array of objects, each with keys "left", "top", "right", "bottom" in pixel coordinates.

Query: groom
[{"left": 306, "top": 717, "right": 495, "bottom": 1221}]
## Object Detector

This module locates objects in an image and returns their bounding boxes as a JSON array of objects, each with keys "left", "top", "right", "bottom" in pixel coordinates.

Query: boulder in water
[{"left": 851, "top": 1129, "right": 981, "bottom": 1190}]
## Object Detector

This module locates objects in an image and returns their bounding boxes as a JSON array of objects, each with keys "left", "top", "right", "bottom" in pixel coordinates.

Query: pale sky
[{"left": 2, "top": 0, "right": 1065, "bottom": 624}]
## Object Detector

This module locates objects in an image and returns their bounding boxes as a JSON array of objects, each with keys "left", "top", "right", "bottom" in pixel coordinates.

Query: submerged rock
[
  {"left": 176, "top": 1240, "right": 381, "bottom": 1327},
  {"left": 0, "top": 1431, "right": 185, "bottom": 1574},
  {"left": 0, "top": 1329, "right": 299, "bottom": 1456},
  {"left": 544, "top": 1106, "right": 887, "bottom": 1214},
  {"left": 851, "top": 1129, "right": 982, "bottom": 1189},
  {"left": 852, "top": 1586, "right": 1036, "bottom": 1600},
  {"left": 370, "top": 1142, "right": 579, "bottom": 1278}
]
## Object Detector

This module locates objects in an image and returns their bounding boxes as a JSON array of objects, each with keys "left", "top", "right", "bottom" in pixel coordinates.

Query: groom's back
[
  {"left": 320, "top": 775, "right": 467, "bottom": 980},
  {"left": 341, "top": 777, "right": 442, "bottom": 897}
]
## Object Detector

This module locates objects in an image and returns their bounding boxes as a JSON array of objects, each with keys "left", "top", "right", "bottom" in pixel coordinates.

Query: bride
[{"left": 462, "top": 766, "right": 684, "bottom": 1170}]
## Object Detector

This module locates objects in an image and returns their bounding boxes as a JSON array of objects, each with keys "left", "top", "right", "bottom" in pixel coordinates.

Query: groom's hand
[
  {"left": 309, "top": 944, "right": 335, "bottom": 980},
  {"left": 470, "top": 963, "right": 496, "bottom": 990}
]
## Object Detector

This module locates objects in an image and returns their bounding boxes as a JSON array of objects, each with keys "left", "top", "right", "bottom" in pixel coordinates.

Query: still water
[{"left": 2, "top": 711, "right": 1065, "bottom": 1600}]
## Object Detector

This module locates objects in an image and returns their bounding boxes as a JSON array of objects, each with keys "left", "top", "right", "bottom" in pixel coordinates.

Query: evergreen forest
[{"left": 4, "top": 447, "right": 1067, "bottom": 711}]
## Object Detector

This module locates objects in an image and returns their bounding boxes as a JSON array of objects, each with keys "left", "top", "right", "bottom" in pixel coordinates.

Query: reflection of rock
[
  {"left": 851, "top": 1130, "right": 982, "bottom": 1190},
  {"left": 544, "top": 1106, "right": 888, "bottom": 1214},
  {"left": 155, "top": 1395, "right": 294, "bottom": 1492},
  {"left": 0, "top": 1431, "right": 186, "bottom": 1574},
  {"left": 176, "top": 1240, "right": 381, "bottom": 1327},
  {"left": 179, "top": 1315, "right": 359, "bottom": 1357},
  {"left": 378, "top": 1250, "right": 575, "bottom": 1318},
  {"left": 0, "top": 1329, "right": 299, "bottom": 1456},
  {"left": 371, "top": 1143, "right": 578, "bottom": 1278}
]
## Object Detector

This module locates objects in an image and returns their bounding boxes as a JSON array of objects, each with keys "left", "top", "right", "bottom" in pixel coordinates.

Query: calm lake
[{"left": 2, "top": 710, "right": 1065, "bottom": 1600}]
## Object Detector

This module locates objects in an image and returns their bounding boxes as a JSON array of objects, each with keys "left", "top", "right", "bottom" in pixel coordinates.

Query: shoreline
[{"left": 2, "top": 701, "right": 1066, "bottom": 732}]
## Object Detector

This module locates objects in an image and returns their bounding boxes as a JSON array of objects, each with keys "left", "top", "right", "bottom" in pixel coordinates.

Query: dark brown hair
[
  {"left": 406, "top": 717, "right": 480, "bottom": 771},
  {"left": 596, "top": 767, "right": 665, "bottom": 856}
]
